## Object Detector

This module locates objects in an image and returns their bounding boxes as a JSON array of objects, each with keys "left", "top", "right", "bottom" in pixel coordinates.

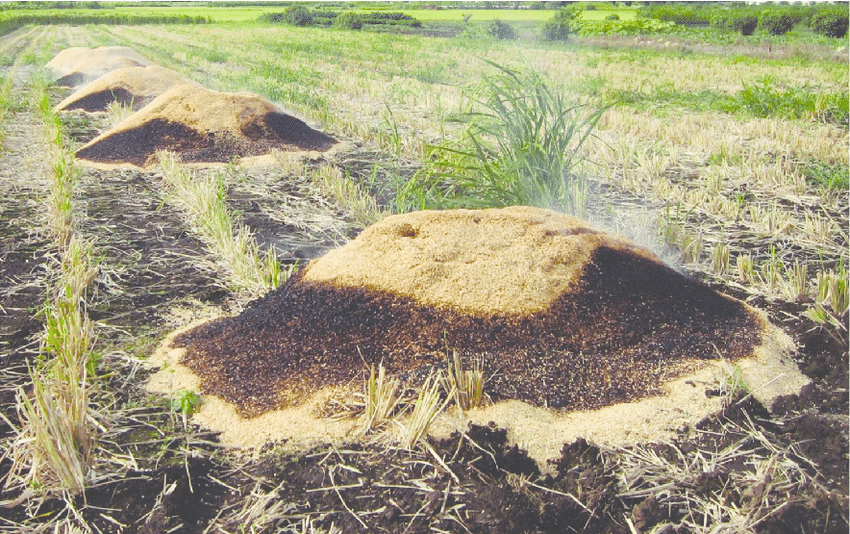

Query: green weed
[
  {"left": 171, "top": 389, "right": 202, "bottom": 416},
  {"left": 738, "top": 78, "right": 848, "bottom": 124},
  {"left": 801, "top": 161, "right": 849, "bottom": 192}
]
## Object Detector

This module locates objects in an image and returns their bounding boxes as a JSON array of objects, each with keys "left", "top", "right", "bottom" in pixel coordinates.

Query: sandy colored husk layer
[
  {"left": 45, "top": 46, "right": 152, "bottom": 88},
  {"left": 303, "top": 206, "right": 660, "bottom": 316},
  {"left": 75, "top": 84, "right": 337, "bottom": 167}
]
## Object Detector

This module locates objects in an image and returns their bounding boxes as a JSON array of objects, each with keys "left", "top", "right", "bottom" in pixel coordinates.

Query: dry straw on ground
[{"left": 148, "top": 207, "right": 809, "bottom": 462}]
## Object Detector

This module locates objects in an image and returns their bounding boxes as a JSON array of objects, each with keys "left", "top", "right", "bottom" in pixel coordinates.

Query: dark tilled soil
[
  {"left": 0, "top": 110, "right": 53, "bottom": 439},
  {"left": 75, "top": 166, "right": 228, "bottom": 338}
]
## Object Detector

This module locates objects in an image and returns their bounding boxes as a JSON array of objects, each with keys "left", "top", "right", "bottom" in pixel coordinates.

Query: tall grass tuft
[
  {"left": 401, "top": 61, "right": 606, "bottom": 217},
  {"left": 399, "top": 372, "right": 451, "bottom": 450},
  {"left": 309, "top": 163, "right": 387, "bottom": 226},
  {"left": 47, "top": 146, "right": 79, "bottom": 250},
  {"left": 360, "top": 364, "right": 402, "bottom": 434},
  {"left": 0, "top": 74, "right": 12, "bottom": 147},
  {"left": 441, "top": 350, "right": 484, "bottom": 411}
]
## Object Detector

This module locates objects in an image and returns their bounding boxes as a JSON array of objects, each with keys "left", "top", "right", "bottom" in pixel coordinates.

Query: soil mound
[
  {"left": 55, "top": 65, "right": 194, "bottom": 113},
  {"left": 45, "top": 46, "right": 152, "bottom": 88},
  {"left": 172, "top": 207, "right": 785, "bottom": 418},
  {"left": 75, "top": 84, "right": 338, "bottom": 168}
]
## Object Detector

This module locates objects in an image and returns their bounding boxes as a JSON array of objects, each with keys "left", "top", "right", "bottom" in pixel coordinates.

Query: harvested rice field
[{"left": 0, "top": 17, "right": 847, "bottom": 534}]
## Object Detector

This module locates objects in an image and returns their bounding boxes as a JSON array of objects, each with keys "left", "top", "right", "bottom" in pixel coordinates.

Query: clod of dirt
[
  {"left": 75, "top": 84, "right": 338, "bottom": 168},
  {"left": 170, "top": 207, "right": 805, "bottom": 420},
  {"left": 45, "top": 46, "right": 152, "bottom": 88},
  {"left": 55, "top": 65, "right": 195, "bottom": 113}
]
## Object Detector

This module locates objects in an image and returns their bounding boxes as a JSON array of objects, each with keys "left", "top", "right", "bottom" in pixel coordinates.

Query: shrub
[
  {"left": 334, "top": 12, "right": 362, "bottom": 30},
  {"left": 259, "top": 12, "right": 284, "bottom": 23},
  {"left": 489, "top": 19, "right": 517, "bottom": 40},
  {"left": 810, "top": 8, "right": 849, "bottom": 39},
  {"left": 759, "top": 9, "right": 795, "bottom": 36},
  {"left": 311, "top": 11, "right": 338, "bottom": 26},
  {"left": 542, "top": 9, "right": 575, "bottom": 41},
  {"left": 284, "top": 5, "right": 313, "bottom": 27},
  {"left": 732, "top": 13, "right": 758, "bottom": 36},
  {"left": 357, "top": 12, "right": 423, "bottom": 28},
  {"left": 709, "top": 11, "right": 732, "bottom": 31},
  {"left": 605, "top": 14, "right": 620, "bottom": 21}
]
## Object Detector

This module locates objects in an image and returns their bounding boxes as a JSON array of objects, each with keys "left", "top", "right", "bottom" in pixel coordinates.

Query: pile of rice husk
[
  {"left": 55, "top": 65, "right": 194, "bottom": 113},
  {"left": 164, "top": 207, "right": 807, "bottom": 430},
  {"left": 45, "top": 46, "right": 152, "bottom": 88},
  {"left": 75, "top": 84, "right": 338, "bottom": 168}
]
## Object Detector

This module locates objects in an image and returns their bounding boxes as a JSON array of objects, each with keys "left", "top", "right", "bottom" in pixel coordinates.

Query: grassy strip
[
  {"left": 0, "top": 74, "right": 10, "bottom": 147},
  {"left": 156, "top": 151, "right": 288, "bottom": 301},
  {"left": 2, "top": 75, "right": 98, "bottom": 499},
  {"left": 605, "top": 79, "right": 848, "bottom": 126},
  {"left": 307, "top": 162, "right": 388, "bottom": 227}
]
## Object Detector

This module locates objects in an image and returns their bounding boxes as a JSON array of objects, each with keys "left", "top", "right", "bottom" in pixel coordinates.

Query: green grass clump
[
  {"left": 802, "top": 161, "right": 849, "bottom": 192},
  {"left": 361, "top": 365, "right": 402, "bottom": 434},
  {"left": 738, "top": 78, "right": 849, "bottom": 124},
  {"left": 402, "top": 62, "right": 606, "bottom": 217},
  {"left": 442, "top": 350, "right": 484, "bottom": 411}
]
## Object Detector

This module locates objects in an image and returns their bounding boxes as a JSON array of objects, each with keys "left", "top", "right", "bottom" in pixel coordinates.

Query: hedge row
[
  {"left": 0, "top": 10, "right": 209, "bottom": 35},
  {"left": 260, "top": 7, "right": 422, "bottom": 30},
  {"left": 641, "top": 2, "right": 848, "bottom": 38}
]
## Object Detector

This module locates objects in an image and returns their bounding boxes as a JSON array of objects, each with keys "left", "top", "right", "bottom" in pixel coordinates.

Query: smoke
[
  {"left": 560, "top": 177, "right": 683, "bottom": 271},
  {"left": 587, "top": 206, "right": 682, "bottom": 271}
]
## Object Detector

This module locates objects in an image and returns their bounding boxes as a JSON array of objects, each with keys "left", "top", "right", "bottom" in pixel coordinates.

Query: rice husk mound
[
  {"left": 170, "top": 206, "right": 800, "bottom": 420},
  {"left": 55, "top": 65, "right": 195, "bottom": 113},
  {"left": 45, "top": 46, "right": 152, "bottom": 88},
  {"left": 75, "top": 84, "right": 337, "bottom": 168}
]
